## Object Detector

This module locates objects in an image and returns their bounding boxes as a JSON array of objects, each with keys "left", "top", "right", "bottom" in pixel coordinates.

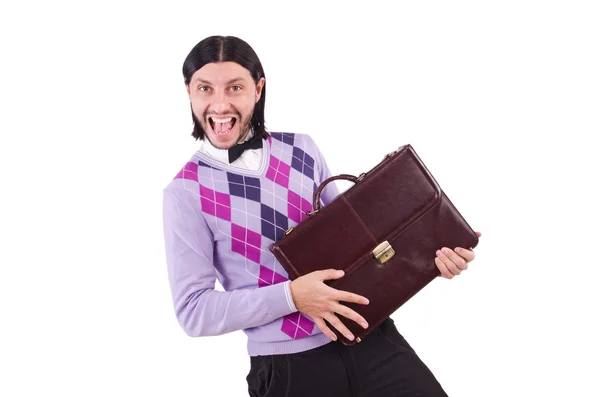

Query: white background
[{"left": 1, "top": 1, "right": 599, "bottom": 396}]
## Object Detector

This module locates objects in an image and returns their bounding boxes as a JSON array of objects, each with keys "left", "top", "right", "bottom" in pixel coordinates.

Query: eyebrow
[{"left": 193, "top": 77, "right": 248, "bottom": 85}]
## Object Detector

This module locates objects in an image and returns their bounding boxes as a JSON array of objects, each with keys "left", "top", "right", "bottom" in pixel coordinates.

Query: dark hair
[{"left": 182, "top": 36, "right": 269, "bottom": 141}]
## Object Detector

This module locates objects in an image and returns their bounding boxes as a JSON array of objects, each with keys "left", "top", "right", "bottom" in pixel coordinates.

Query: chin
[{"left": 207, "top": 130, "right": 244, "bottom": 150}]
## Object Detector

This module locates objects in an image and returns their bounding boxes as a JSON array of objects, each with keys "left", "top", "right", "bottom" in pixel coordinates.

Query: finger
[
  {"left": 313, "top": 317, "right": 338, "bottom": 341},
  {"left": 454, "top": 246, "right": 476, "bottom": 262},
  {"left": 435, "top": 257, "right": 454, "bottom": 279},
  {"left": 318, "top": 269, "right": 345, "bottom": 281},
  {"left": 440, "top": 247, "right": 468, "bottom": 270},
  {"left": 331, "top": 302, "right": 369, "bottom": 329},
  {"left": 333, "top": 290, "right": 370, "bottom": 306},
  {"left": 324, "top": 313, "right": 355, "bottom": 342},
  {"left": 436, "top": 249, "right": 462, "bottom": 276}
]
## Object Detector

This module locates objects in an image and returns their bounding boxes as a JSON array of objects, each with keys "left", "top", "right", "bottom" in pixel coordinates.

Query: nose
[{"left": 209, "top": 90, "right": 231, "bottom": 114}]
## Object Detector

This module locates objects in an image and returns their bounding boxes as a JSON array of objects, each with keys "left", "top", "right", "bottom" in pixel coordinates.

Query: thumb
[{"left": 319, "top": 269, "right": 345, "bottom": 281}]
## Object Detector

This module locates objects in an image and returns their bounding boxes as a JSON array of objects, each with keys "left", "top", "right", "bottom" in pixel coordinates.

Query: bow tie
[{"left": 228, "top": 133, "right": 263, "bottom": 163}]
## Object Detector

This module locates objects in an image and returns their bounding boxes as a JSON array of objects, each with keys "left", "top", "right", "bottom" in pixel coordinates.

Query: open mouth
[{"left": 208, "top": 116, "right": 237, "bottom": 136}]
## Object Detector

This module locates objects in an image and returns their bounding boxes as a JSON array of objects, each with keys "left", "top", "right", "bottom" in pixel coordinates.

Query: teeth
[
  {"left": 211, "top": 117, "right": 233, "bottom": 123},
  {"left": 209, "top": 117, "right": 235, "bottom": 135}
]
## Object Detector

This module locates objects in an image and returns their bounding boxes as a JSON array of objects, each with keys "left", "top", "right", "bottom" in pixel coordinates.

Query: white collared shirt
[{"left": 196, "top": 131, "right": 263, "bottom": 171}]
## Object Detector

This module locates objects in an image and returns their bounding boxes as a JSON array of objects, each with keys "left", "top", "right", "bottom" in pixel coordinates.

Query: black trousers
[{"left": 247, "top": 317, "right": 448, "bottom": 397}]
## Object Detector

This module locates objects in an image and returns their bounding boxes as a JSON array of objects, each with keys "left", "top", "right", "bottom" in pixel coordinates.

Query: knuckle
[
  {"left": 436, "top": 260, "right": 451, "bottom": 278},
  {"left": 327, "top": 314, "right": 341, "bottom": 327},
  {"left": 320, "top": 327, "right": 335, "bottom": 340},
  {"left": 336, "top": 325, "right": 350, "bottom": 336},
  {"left": 335, "top": 304, "right": 347, "bottom": 315},
  {"left": 349, "top": 311, "right": 363, "bottom": 324},
  {"left": 331, "top": 317, "right": 346, "bottom": 331},
  {"left": 343, "top": 309, "right": 356, "bottom": 321},
  {"left": 336, "top": 292, "right": 349, "bottom": 303}
]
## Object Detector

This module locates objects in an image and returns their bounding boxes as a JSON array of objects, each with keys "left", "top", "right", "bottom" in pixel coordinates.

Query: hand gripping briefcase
[{"left": 269, "top": 144, "right": 479, "bottom": 346}]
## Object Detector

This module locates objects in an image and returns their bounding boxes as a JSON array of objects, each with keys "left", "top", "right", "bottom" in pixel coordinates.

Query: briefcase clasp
[{"left": 373, "top": 241, "right": 395, "bottom": 264}]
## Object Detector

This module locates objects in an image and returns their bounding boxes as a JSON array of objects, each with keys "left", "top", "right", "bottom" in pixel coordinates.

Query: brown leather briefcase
[{"left": 269, "top": 144, "right": 479, "bottom": 346}]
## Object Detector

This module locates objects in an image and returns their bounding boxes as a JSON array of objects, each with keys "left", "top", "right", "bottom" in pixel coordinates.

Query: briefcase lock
[{"left": 372, "top": 241, "right": 395, "bottom": 264}]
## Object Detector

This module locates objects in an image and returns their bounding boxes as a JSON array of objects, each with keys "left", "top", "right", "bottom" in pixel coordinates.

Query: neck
[{"left": 237, "top": 129, "right": 253, "bottom": 144}]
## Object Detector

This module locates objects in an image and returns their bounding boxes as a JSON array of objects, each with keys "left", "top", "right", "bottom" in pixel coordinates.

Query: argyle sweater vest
[{"left": 162, "top": 132, "right": 340, "bottom": 356}]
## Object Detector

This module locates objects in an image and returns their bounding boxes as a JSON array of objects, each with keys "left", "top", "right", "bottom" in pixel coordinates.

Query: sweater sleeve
[
  {"left": 162, "top": 189, "right": 297, "bottom": 337},
  {"left": 307, "top": 135, "right": 341, "bottom": 206}
]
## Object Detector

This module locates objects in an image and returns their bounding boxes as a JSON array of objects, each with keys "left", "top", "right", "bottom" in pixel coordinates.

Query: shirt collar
[{"left": 198, "top": 129, "right": 255, "bottom": 165}]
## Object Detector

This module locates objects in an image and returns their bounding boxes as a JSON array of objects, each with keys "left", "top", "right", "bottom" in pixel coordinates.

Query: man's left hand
[{"left": 435, "top": 231, "right": 482, "bottom": 279}]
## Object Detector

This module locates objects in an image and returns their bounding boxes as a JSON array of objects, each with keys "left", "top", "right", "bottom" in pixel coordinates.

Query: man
[{"left": 162, "top": 35, "right": 481, "bottom": 396}]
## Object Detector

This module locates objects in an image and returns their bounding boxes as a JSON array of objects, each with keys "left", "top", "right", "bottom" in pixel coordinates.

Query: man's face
[{"left": 187, "top": 62, "right": 265, "bottom": 149}]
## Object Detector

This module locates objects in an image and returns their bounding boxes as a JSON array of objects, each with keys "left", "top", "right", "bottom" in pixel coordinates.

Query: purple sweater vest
[{"left": 162, "top": 132, "right": 340, "bottom": 356}]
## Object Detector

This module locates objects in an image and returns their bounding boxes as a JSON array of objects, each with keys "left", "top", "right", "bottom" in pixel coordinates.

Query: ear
[{"left": 255, "top": 77, "right": 265, "bottom": 103}]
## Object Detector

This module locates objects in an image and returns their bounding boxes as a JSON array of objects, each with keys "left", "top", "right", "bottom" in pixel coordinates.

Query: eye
[
  {"left": 230, "top": 85, "right": 242, "bottom": 92},
  {"left": 198, "top": 86, "right": 210, "bottom": 92}
]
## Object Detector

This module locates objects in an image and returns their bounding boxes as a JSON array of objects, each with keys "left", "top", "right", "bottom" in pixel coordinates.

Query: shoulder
[
  {"left": 267, "top": 131, "right": 321, "bottom": 153},
  {"left": 162, "top": 154, "right": 204, "bottom": 208}
]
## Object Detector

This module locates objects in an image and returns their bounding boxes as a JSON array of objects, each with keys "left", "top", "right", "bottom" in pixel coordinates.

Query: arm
[
  {"left": 307, "top": 135, "right": 341, "bottom": 206},
  {"left": 163, "top": 189, "right": 297, "bottom": 337}
]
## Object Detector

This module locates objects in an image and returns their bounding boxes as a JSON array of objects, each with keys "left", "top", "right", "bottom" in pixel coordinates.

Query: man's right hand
[{"left": 289, "top": 269, "right": 370, "bottom": 342}]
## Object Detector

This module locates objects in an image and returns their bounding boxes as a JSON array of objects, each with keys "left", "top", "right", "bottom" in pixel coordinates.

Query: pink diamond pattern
[
  {"left": 231, "top": 238, "right": 245, "bottom": 257},
  {"left": 199, "top": 185, "right": 232, "bottom": 221},
  {"left": 215, "top": 191, "right": 231, "bottom": 221},
  {"left": 287, "top": 190, "right": 313, "bottom": 223},
  {"left": 231, "top": 223, "right": 261, "bottom": 264},
  {"left": 258, "top": 265, "right": 288, "bottom": 288},
  {"left": 199, "top": 185, "right": 216, "bottom": 217},
  {"left": 174, "top": 162, "right": 199, "bottom": 182},
  {"left": 266, "top": 155, "right": 291, "bottom": 188},
  {"left": 281, "top": 312, "right": 315, "bottom": 339}
]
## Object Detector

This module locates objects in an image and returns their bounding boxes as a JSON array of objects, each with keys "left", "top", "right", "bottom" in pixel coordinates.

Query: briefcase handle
[
  {"left": 312, "top": 145, "right": 443, "bottom": 217},
  {"left": 312, "top": 174, "right": 360, "bottom": 211},
  {"left": 312, "top": 149, "right": 404, "bottom": 212}
]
